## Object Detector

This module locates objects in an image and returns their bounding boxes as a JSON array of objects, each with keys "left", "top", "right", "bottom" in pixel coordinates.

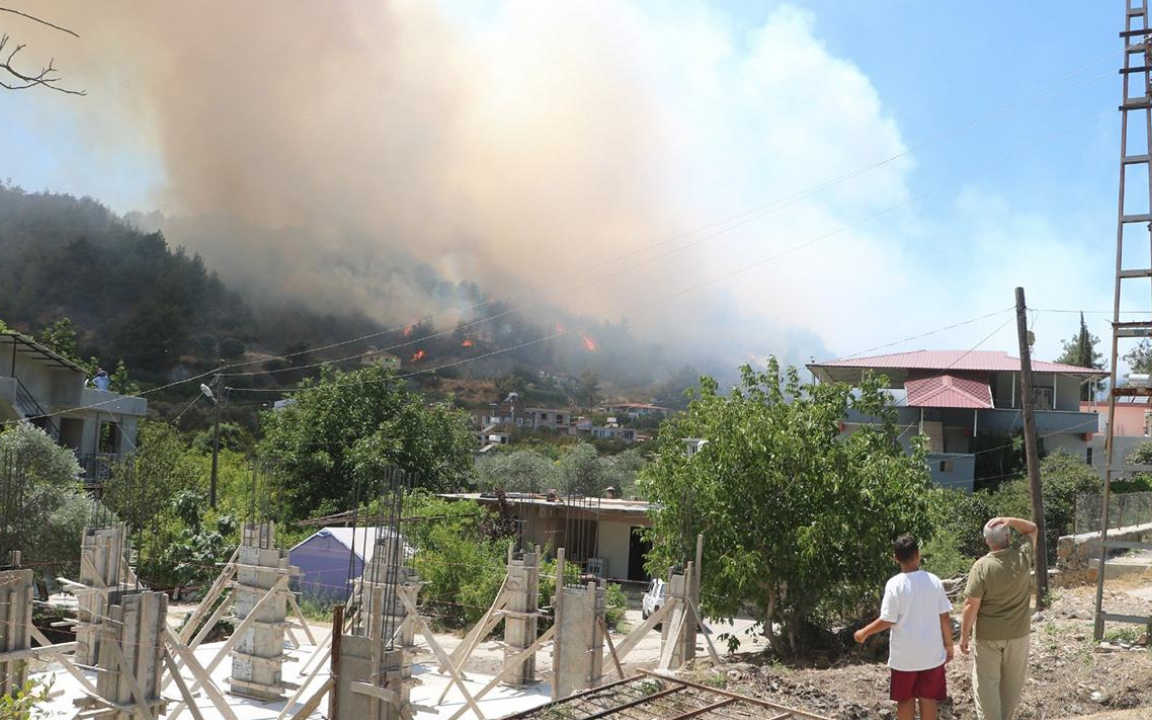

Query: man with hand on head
[{"left": 960, "top": 516, "right": 1038, "bottom": 720}]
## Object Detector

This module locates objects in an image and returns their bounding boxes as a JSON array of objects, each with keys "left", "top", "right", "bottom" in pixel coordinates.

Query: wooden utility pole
[{"left": 1015, "top": 286, "right": 1049, "bottom": 608}]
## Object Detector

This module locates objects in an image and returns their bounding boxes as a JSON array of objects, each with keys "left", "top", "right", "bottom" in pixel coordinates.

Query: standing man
[{"left": 960, "top": 516, "right": 1038, "bottom": 720}]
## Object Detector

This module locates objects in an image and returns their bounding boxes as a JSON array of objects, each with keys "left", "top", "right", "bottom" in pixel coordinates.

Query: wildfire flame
[
  {"left": 581, "top": 333, "right": 598, "bottom": 352},
  {"left": 402, "top": 324, "right": 414, "bottom": 338},
  {"left": 461, "top": 339, "right": 474, "bottom": 347},
  {"left": 411, "top": 349, "right": 426, "bottom": 362}
]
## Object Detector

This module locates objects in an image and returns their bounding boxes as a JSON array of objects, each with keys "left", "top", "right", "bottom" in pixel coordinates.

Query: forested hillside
[{"left": 0, "top": 185, "right": 698, "bottom": 423}]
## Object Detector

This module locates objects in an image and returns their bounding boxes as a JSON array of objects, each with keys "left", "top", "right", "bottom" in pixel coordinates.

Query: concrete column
[
  {"left": 360, "top": 536, "right": 420, "bottom": 651},
  {"left": 660, "top": 565, "right": 695, "bottom": 669},
  {"left": 229, "top": 522, "right": 297, "bottom": 702},
  {"left": 503, "top": 547, "right": 540, "bottom": 686},
  {"left": 76, "top": 525, "right": 128, "bottom": 666},
  {"left": 93, "top": 591, "right": 168, "bottom": 720},
  {"left": 333, "top": 636, "right": 410, "bottom": 720},
  {"left": 0, "top": 567, "right": 33, "bottom": 697},
  {"left": 554, "top": 581, "right": 604, "bottom": 698}
]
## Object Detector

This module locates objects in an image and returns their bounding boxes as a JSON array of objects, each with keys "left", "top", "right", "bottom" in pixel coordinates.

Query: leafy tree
[
  {"left": 259, "top": 363, "right": 476, "bottom": 519},
  {"left": 577, "top": 371, "right": 600, "bottom": 408},
  {"left": 104, "top": 422, "right": 198, "bottom": 534},
  {"left": 38, "top": 317, "right": 80, "bottom": 361},
  {"left": 559, "top": 443, "right": 609, "bottom": 496},
  {"left": 191, "top": 422, "right": 249, "bottom": 455},
  {"left": 1125, "top": 339, "right": 1152, "bottom": 376},
  {"left": 109, "top": 359, "right": 138, "bottom": 394},
  {"left": 640, "top": 360, "right": 934, "bottom": 656},
  {"left": 474, "top": 450, "right": 558, "bottom": 493},
  {"left": 1054, "top": 313, "right": 1104, "bottom": 399}
]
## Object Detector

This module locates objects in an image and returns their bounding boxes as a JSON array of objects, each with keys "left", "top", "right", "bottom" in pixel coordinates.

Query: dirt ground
[{"left": 666, "top": 575, "right": 1152, "bottom": 720}]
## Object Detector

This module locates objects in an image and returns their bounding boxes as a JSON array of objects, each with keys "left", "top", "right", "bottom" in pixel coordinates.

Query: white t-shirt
[{"left": 880, "top": 569, "right": 952, "bottom": 671}]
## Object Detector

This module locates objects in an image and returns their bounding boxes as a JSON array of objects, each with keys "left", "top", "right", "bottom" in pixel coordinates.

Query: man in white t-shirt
[{"left": 855, "top": 535, "right": 955, "bottom": 720}]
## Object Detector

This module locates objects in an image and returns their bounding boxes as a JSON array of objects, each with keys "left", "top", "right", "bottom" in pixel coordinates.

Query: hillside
[{"left": 0, "top": 186, "right": 698, "bottom": 427}]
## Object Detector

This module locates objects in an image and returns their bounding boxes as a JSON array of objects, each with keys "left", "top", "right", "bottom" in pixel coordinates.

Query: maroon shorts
[{"left": 889, "top": 664, "right": 947, "bottom": 701}]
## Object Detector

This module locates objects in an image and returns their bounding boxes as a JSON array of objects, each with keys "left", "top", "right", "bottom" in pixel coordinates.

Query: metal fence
[{"left": 1075, "top": 491, "right": 1152, "bottom": 534}]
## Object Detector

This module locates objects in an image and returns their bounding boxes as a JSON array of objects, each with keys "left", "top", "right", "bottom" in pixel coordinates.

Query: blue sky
[{"left": 0, "top": 2, "right": 1136, "bottom": 372}]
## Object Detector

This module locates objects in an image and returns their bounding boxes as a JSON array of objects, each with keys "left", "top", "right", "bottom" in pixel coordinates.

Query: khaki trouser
[{"left": 972, "top": 636, "right": 1030, "bottom": 720}]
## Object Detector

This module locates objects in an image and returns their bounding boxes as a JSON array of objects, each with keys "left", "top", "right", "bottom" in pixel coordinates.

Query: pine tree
[{"left": 1055, "top": 313, "right": 1105, "bottom": 400}]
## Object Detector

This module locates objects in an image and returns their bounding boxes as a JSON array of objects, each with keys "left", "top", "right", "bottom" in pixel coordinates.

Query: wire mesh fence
[{"left": 1075, "top": 491, "right": 1152, "bottom": 534}]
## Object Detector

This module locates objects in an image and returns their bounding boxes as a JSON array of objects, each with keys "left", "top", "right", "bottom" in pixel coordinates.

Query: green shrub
[{"left": 605, "top": 582, "right": 628, "bottom": 631}]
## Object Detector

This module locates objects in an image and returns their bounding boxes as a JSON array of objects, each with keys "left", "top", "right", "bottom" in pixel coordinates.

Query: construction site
[{"left": 2, "top": 2, "right": 1152, "bottom": 720}]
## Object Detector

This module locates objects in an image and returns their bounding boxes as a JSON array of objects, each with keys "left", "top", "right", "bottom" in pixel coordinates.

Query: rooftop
[
  {"left": 809, "top": 349, "right": 1107, "bottom": 385},
  {"left": 442, "top": 492, "right": 651, "bottom": 515},
  {"left": 1, "top": 331, "right": 87, "bottom": 374}
]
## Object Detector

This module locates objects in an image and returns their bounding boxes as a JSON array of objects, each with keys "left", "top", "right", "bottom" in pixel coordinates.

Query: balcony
[{"left": 79, "top": 388, "right": 148, "bottom": 416}]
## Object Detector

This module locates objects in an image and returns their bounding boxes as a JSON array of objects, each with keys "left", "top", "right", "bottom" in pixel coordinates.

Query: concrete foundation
[
  {"left": 554, "top": 581, "right": 604, "bottom": 698},
  {"left": 76, "top": 525, "right": 131, "bottom": 666},
  {"left": 333, "top": 636, "right": 410, "bottom": 720},
  {"left": 0, "top": 567, "right": 33, "bottom": 697},
  {"left": 659, "top": 565, "right": 695, "bottom": 669},
  {"left": 502, "top": 548, "right": 539, "bottom": 686},
  {"left": 229, "top": 523, "right": 297, "bottom": 702},
  {"left": 92, "top": 591, "right": 168, "bottom": 720}
]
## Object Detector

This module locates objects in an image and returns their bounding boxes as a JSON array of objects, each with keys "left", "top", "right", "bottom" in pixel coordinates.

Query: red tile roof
[
  {"left": 812, "top": 350, "right": 1105, "bottom": 376},
  {"left": 905, "top": 374, "right": 993, "bottom": 409}
]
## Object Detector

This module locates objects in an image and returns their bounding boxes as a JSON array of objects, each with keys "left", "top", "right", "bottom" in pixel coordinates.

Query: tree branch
[
  {"left": 0, "top": 6, "right": 79, "bottom": 38},
  {"left": 0, "top": 32, "right": 85, "bottom": 95}
]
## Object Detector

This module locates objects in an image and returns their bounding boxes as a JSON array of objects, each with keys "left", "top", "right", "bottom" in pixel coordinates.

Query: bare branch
[
  {"left": 0, "top": 30, "right": 85, "bottom": 95},
  {"left": 0, "top": 6, "right": 79, "bottom": 37}
]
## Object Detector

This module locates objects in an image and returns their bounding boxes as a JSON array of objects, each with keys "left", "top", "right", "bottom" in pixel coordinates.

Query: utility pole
[{"left": 1015, "top": 287, "right": 1049, "bottom": 608}]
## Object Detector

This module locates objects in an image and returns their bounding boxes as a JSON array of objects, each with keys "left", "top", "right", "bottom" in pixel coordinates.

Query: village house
[
  {"left": 1080, "top": 396, "right": 1151, "bottom": 471},
  {"left": 359, "top": 348, "right": 401, "bottom": 370},
  {"left": 807, "top": 350, "right": 1107, "bottom": 492},
  {"left": 523, "top": 407, "right": 572, "bottom": 431},
  {"left": 601, "top": 402, "right": 672, "bottom": 419},
  {"left": 441, "top": 492, "right": 653, "bottom": 583},
  {"left": 0, "top": 332, "right": 146, "bottom": 474}
]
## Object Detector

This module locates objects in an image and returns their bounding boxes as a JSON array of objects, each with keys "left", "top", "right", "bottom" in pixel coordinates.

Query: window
[
  {"left": 1086, "top": 447, "right": 1093, "bottom": 465},
  {"left": 939, "top": 460, "right": 954, "bottom": 473},
  {"left": 1032, "top": 387, "right": 1053, "bottom": 411}
]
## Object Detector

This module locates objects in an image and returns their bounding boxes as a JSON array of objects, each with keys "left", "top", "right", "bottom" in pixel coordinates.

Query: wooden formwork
[
  {"left": 73, "top": 525, "right": 133, "bottom": 667},
  {"left": 228, "top": 539, "right": 297, "bottom": 701},
  {"left": 0, "top": 568, "right": 33, "bottom": 696},
  {"left": 75, "top": 591, "right": 168, "bottom": 720}
]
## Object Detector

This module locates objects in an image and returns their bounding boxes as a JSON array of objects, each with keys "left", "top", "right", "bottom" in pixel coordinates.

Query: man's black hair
[{"left": 893, "top": 534, "right": 919, "bottom": 563}]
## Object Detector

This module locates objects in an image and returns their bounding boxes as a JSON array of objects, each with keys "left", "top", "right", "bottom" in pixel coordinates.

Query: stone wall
[{"left": 1056, "top": 522, "right": 1152, "bottom": 572}]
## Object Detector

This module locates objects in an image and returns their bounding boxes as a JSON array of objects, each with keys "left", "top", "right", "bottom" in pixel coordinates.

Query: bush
[
  {"left": 218, "top": 337, "right": 246, "bottom": 359},
  {"left": 605, "top": 582, "right": 628, "bottom": 631}
]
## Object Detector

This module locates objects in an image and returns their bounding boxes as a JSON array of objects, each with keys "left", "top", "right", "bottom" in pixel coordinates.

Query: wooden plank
[
  {"left": 436, "top": 583, "right": 507, "bottom": 703},
  {"left": 1100, "top": 612, "right": 1152, "bottom": 625},
  {"left": 162, "top": 649, "right": 205, "bottom": 720},
  {"left": 0, "top": 642, "right": 78, "bottom": 663},
  {"left": 599, "top": 618, "right": 624, "bottom": 680},
  {"left": 350, "top": 681, "right": 400, "bottom": 705},
  {"left": 658, "top": 600, "right": 687, "bottom": 670},
  {"left": 444, "top": 625, "right": 556, "bottom": 720},
  {"left": 44, "top": 651, "right": 102, "bottom": 697},
  {"left": 399, "top": 592, "right": 487, "bottom": 720},
  {"left": 612, "top": 600, "right": 672, "bottom": 662},
  {"left": 286, "top": 594, "right": 317, "bottom": 646},
  {"left": 274, "top": 645, "right": 331, "bottom": 720},
  {"left": 179, "top": 560, "right": 236, "bottom": 645},
  {"left": 288, "top": 678, "right": 332, "bottom": 720},
  {"left": 686, "top": 599, "right": 723, "bottom": 665},
  {"left": 164, "top": 629, "right": 240, "bottom": 720},
  {"left": 104, "top": 626, "right": 156, "bottom": 720}
]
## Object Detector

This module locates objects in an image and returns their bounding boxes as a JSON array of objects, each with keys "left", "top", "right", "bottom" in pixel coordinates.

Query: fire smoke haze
[{"left": 3, "top": 0, "right": 991, "bottom": 371}]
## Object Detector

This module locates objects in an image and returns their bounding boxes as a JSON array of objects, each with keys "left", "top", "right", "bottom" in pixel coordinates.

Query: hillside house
[
  {"left": 602, "top": 402, "right": 671, "bottom": 419},
  {"left": 590, "top": 426, "right": 637, "bottom": 443},
  {"left": 359, "top": 349, "right": 400, "bottom": 370},
  {"left": 808, "top": 350, "right": 1107, "bottom": 491},
  {"left": 441, "top": 492, "right": 653, "bottom": 582},
  {"left": 1081, "top": 397, "right": 1151, "bottom": 471},
  {"left": 0, "top": 332, "right": 146, "bottom": 470},
  {"left": 524, "top": 407, "right": 572, "bottom": 431}
]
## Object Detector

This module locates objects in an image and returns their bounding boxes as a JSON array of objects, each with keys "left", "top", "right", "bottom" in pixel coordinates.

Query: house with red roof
[{"left": 807, "top": 350, "right": 1108, "bottom": 491}]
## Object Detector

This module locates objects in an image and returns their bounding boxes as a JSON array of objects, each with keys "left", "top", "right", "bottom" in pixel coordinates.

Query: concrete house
[
  {"left": 523, "top": 407, "right": 572, "bottom": 431},
  {"left": 808, "top": 350, "right": 1108, "bottom": 492},
  {"left": 0, "top": 332, "right": 146, "bottom": 470},
  {"left": 441, "top": 492, "right": 653, "bottom": 582}
]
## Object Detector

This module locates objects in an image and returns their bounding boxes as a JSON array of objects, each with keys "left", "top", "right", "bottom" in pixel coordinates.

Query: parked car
[{"left": 641, "top": 578, "right": 666, "bottom": 620}]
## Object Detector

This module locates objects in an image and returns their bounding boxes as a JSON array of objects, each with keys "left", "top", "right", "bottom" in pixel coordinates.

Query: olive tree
[{"left": 641, "top": 360, "right": 934, "bottom": 656}]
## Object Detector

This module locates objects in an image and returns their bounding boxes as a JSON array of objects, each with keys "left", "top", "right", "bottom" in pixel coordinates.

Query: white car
[{"left": 641, "top": 578, "right": 666, "bottom": 620}]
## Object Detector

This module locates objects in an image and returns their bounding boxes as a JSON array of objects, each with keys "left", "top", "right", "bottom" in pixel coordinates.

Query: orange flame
[
  {"left": 411, "top": 349, "right": 426, "bottom": 362},
  {"left": 402, "top": 324, "right": 414, "bottom": 338},
  {"left": 461, "top": 339, "right": 474, "bottom": 348},
  {"left": 581, "top": 334, "right": 598, "bottom": 352}
]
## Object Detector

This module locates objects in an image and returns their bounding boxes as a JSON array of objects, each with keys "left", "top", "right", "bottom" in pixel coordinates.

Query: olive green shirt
[{"left": 963, "top": 541, "right": 1034, "bottom": 641}]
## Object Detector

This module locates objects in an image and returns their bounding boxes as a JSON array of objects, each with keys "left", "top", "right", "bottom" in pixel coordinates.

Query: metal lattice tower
[{"left": 1093, "top": 0, "right": 1152, "bottom": 640}]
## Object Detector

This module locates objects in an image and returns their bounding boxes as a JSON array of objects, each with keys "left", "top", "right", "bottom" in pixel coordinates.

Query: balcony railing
[{"left": 12, "top": 377, "right": 59, "bottom": 440}]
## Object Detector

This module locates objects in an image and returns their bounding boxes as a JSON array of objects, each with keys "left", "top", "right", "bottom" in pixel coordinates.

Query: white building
[{"left": 0, "top": 332, "right": 146, "bottom": 467}]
